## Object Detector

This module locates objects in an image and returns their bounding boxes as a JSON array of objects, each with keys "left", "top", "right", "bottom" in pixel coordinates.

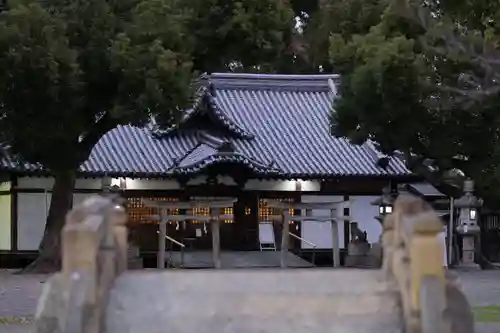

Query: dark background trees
[
  {"left": 3, "top": 0, "right": 500, "bottom": 271},
  {"left": 328, "top": 0, "right": 500, "bottom": 205},
  {"left": 0, "top": 0, "right": 299, "bottom": 271}
]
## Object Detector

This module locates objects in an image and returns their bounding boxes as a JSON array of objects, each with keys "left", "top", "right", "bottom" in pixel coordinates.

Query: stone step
[
  {"left": 105, "top": 269, "right": 403, "bottom": 333},
  {"left": 344, "top": 255, "right": 380, "bottom": 268},
  {"left": 167, "top": 251, "right": 314, "bottom": 268},
  {"left": 127, "top": 258, "right": 143, "bottom": 270}
]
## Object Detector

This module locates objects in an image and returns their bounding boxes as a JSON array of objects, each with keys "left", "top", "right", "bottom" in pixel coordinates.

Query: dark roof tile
[{"left": 0, "top": 73, "right": 411, "bottom": 178}]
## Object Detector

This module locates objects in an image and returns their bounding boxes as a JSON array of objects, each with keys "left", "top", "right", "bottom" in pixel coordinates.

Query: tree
[
  {"left": 328, "top": 0, "right": 500, "bottom": 205},
  {"left": 0, "top": 0, "right": 297, "bottom": 272},
  {"left": 182, "top": 0, "right": 296, "bottom": 72}
]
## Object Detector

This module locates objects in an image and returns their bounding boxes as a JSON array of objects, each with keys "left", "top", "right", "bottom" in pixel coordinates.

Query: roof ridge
[
  {"left": 209, "top": 72, "right": 340, "bottom": 93},
  {"left": 364, "top": 140, "right": 391, "bottom": 169},
  {"left": 202, "top": 91, "right": 255, "bottom": 139},
  {"left": 210, "top": 73, "right": 340, "bottom": 80},
  {"left": 197, "top": 131, "right": 226, "bottom": 148}
]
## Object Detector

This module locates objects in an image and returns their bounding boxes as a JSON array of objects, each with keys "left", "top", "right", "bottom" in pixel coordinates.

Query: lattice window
[
  {"left": 190, "top": 197, "right": 234, "bottom": 224},
  {"left": 191, "top": 205, "right": 209, "bottom": 224},
  {"left": 259, "top": 198, "right": 295, "bottom": 222},
  {"left": 222, "top": 207, "right": 233, "bottom": 224},
  {"left": 126, "top": 197, "right": 179, "bottom": 224}
]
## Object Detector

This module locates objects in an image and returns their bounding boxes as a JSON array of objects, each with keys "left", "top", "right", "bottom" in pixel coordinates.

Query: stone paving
[{"left": 0, "top": 269, "right": 499, "bottom": 333}]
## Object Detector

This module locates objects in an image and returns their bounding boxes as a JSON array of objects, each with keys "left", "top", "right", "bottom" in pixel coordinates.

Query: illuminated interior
[
  {"left": 190, "top": 197, "right": 234, "bottom": 224},
  {"left": 126, "top": 196, "right": 295, "bottom": 226},
  {"left": 126, "top": 197, "right": 179, "bottom": 224},
  {"left": 259, "top": 198, "right": 295, "bottom": 223}
]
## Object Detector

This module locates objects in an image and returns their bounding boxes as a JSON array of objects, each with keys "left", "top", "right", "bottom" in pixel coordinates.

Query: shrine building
[{"left": 0, "top": 73, "right": 423, "bottom": 267}]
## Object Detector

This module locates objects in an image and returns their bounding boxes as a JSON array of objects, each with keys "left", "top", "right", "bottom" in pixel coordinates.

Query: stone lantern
[
  {"left": 371, "top": 186, "right": 394, "bottom": 223},
  {"left": 454, "top": 179, "right": 482, "bottom": 268}
]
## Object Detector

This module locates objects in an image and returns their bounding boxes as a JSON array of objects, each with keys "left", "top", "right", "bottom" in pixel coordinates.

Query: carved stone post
[{"left": 381, "top": 214, "right": 395, "bottom": 275}]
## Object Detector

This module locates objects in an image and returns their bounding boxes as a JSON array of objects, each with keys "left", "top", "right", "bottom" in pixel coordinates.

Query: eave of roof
[{"left": 172, "top": 152, "right": 282, "bottom": 175}]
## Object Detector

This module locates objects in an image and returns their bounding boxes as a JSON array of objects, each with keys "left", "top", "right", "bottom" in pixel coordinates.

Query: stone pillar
[
  {"left": 460, "top": 235, "right": 477, "bottom": 268},
  {"left": 455, "top": 179, "right": 482, "bottom": 270}
]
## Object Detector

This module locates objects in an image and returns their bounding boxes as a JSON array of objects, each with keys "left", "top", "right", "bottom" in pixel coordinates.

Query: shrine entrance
[
  {"left": 142, "top": 197, "right": 347, "bottom": 269},
  {"left": 177, "top": 194, "right": 258, "bottom": 251}
]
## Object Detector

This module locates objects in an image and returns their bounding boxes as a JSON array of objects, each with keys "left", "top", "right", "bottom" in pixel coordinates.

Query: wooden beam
[
  {"left": 261, "top": 200, "right": 348, "bottom": 210},
  {"left": 211, "top": 208, "right": 221, "bottom": 269},
  {"left": 157, "top": 209, "right": 166, "bottom": 269},
  {"left": 142, "top": 199, "right": 237, "bottom": 209},
  {"left": 264, "top": 215, "right": 352, "bottom": 222},
  {"left": 280, "top": 211, "right": 290, "bottom": 268},
  {"left": 150, "top": 214, "right": 234, "bottom": 222}
]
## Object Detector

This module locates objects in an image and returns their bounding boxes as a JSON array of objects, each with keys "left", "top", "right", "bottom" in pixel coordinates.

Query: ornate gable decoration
[
  {"left": 169, "top": 131, "right": 280, "bottom": 175},
  {"left": 151, "top": 76, "right": 254, "bottom": 140}
]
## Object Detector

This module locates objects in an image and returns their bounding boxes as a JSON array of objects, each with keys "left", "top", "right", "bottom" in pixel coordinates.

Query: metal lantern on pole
[{"left": 454, "top": 179, "right": 482, "bottom": 268}]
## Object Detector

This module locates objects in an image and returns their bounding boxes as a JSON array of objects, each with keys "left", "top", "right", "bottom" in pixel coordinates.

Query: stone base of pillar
[
  {"left": 347, "top": 242, "right": 370, "bottom": 256},
  {"left": 128, "top": 245, "right": 143, "bottom": 270},
  {"left": 344, "top": 242, "right": 380, "bottom": 268},
  {"left": 456, "top": 262, "right": 480, "bottom": 270},
  {"left": 457, "top": 236, "right": 479, "bottom": 270}
]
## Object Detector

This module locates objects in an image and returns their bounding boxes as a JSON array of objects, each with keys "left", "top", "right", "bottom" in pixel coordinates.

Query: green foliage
[
  {"left": 0, "top": 0, "right": 301, "bottom": 269},
  {"left": 0, "top": 0, "right": 194, "bottom": 170},
  {"left": 182, "top": 0, "right": 296, "bottom": 72},
  {"left": 329, "top": 0, "right": 500, "bottom": 204},
  {"left": 0, "top": 0, "right": 298, "bottom": 171},
  {"left": 474, "top": 306, "right": 500, "bottom": 323},
  {"left": 294, "top": 0, "right": 390, "bottom": 72}
]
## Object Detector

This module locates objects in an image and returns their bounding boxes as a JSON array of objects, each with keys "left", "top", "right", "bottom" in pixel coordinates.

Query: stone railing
[
  {"left": 382, "top": 194, "right": 474, "bottom": 333},
  {"left": 35, "top": 195, "right": 128, "bottom": 333}
]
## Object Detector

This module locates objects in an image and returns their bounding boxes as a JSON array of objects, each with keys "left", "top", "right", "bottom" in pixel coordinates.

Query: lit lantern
[
  {"left": 454, "top": 179, "right": 482, "bottom": 235},
  {"left": 379, "top": 202, "right": 393, "bottom": 215},
  {"left": 454, "top": 179, "right": 482, "bottom": 268},
  {"left": 371, "top": 186, "right": 394, "bottom": 222}
]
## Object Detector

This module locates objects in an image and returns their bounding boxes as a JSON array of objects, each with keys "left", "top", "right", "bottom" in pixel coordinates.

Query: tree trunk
[{"left": 23, "top": 169, "right": 76, "bottom": 273}]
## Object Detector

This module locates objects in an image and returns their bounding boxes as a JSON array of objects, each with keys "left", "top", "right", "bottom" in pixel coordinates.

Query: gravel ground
[{"left": 0, "top": 269, "right": 499, "bottom": 333}]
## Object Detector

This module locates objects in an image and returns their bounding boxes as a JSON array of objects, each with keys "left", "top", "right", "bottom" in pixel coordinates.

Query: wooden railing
[
  {"left": 262, "top": 199, "right": 351, "bottom": 268},
  {"left": 35, "top": 195, "right": 128, "bottom": 333},
  {"left": 288, "top": 232, "right": 317, "bottom": 266},
  {"left": 382, "top": 193, "right": 474, "bottom": 333}
]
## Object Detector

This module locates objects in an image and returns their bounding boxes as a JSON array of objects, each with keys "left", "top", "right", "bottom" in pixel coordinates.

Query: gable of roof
[
  {"left": 0, "top": 73, "right": 412, "bottom": 178},
  {"left": 153, "top": 83, "right": 255, "bottom": 140}
]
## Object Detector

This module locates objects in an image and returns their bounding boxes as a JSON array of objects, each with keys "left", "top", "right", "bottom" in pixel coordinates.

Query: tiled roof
[
  {"left": 0, "top": 73, "right": 412, "bottom": 178},
  {"left": 154, "top": 86, "right": 254, "bottom": 140}
]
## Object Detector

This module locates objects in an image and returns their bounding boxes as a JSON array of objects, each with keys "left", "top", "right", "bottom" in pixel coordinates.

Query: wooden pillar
[
  {"left": 281, "top": 210, "right": 290, "bottom": 268},
  {"left": 157, "top": 209, "right": 166, "bottom": 269},
  {"left": 331, "top": 209, "right": 340, "bottom": 267},
  {"left": 211, "top": 208, "right": 221, "bottom": 269}
]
